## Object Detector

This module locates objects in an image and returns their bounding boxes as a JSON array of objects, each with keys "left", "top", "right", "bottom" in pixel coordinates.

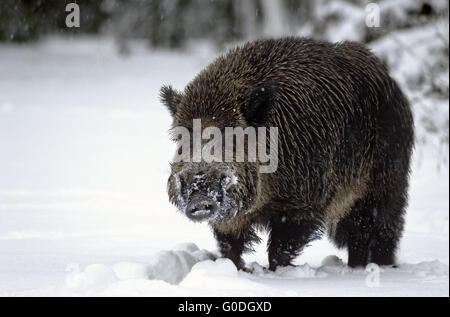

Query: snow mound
[
  {"left": 181, "top": 259, "right": 239, "bottom": 287},
  {"left": 62, "top": 243, "right": 217, "bottom": 294},
  {"left": 147, "top": 250, "right": 197, "bottom": 284},
  {"left": 399, "top": 260, "right": 449, "bottom": 278},
  {"left": 180, "top": 258, "right": 272, "bottom": 294},
  {"left": 317, "top": 255, "right": 350, "bottom": 275},
  {"left": 272, "top": 264, "right": 322, "bottom": 278}
]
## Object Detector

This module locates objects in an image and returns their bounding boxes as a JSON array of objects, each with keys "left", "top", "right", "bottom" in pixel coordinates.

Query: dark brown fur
[{"left": 161, "top": 37, "right": 414, "bottom": 270}]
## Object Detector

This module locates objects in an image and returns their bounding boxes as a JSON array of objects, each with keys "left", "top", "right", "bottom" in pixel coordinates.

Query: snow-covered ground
[{"left": 0, "top": 37, "right": 448, "bottom": 296}]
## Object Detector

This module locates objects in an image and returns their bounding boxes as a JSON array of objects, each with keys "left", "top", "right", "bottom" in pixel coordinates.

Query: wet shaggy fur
[{"left": 161, "top": 37, "right": 414, "bottom": 270}]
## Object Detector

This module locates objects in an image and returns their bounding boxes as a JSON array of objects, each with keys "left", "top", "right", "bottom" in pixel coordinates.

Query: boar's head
[{"left": 160, "top": 79, "right": 276, "bottom": 223}]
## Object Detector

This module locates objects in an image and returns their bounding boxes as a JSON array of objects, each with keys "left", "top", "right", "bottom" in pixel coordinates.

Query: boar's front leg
[
  {"left": 213, "top": 228, "right": 260, "bottom": 270},
  {"left": 268, "top": 214, "right": 322, "bottom": 271}
]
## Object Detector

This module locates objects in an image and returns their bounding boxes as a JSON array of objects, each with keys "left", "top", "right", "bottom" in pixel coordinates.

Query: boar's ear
[
  {"left": 160, "top": 85, "right": 181, "bottom": 117},
  {"left": 244, "top": 84, "right": 277, "bottom": 127}
]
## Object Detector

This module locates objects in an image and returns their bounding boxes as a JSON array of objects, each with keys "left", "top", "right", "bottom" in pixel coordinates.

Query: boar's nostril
[{"left": 185, "top": 196, "right": 217, "bottom": 222}]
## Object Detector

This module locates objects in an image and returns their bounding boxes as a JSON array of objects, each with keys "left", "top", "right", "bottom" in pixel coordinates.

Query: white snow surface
[{"left": 0, "top": 37, "right": 448, "bottom": 297}]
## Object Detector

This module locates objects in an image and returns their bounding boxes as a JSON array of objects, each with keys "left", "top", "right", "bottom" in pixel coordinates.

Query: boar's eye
[
  {"left": 221, "top": 176, "right": 232, "bottom": 191},
  {"left": 244, "top": 83, "right": 278, "bottom": 127}
]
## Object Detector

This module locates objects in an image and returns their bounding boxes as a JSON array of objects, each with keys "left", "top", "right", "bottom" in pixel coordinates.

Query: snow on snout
[{"left": 190, "top": 209, "right": 211, "bottom": 217}]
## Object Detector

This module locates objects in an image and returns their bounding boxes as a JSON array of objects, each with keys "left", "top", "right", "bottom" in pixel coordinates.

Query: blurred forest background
[
  {"left": 1, "top": 1, "right": 448, "bottom": 47},
  {"left": 0, "top": 0, "right": 449, "bottom": 161}
]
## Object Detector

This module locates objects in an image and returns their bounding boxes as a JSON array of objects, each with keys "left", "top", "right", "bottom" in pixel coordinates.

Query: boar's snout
[
  {"left": 169, "top": 163, "right": 242, "bottom": 223},
  {"left": 185, "top": 195, "right": 217, "bottom": 221}
]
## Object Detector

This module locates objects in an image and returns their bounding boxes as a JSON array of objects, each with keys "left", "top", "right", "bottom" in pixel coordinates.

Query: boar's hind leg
[
  {"left": 268, "top": 215, "right": 322, "bottom": 271},
  {"left": 333, "top": 190, "right": 406, "bottom": 268},
  {"left": 213, "top": 228, "right": 260, "bottom": 270}
]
